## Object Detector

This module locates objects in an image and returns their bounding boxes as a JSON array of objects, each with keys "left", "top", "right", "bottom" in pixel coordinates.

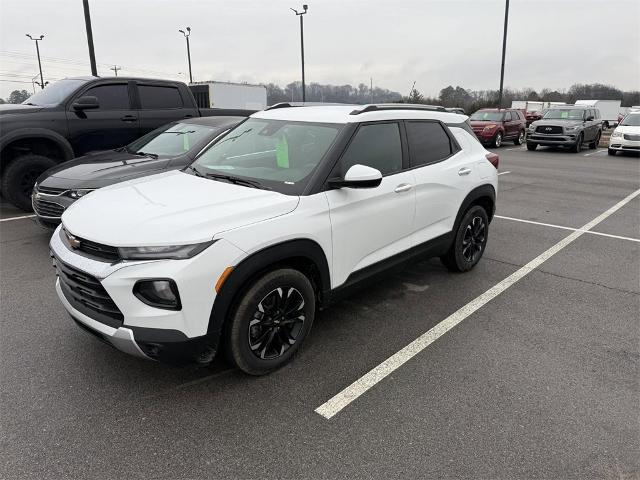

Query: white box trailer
[
  {"left": 189, "top": 81, "right": 267, "bottom": 111},
  {"left": 510, "top": 100, "right": 566, "bottom": 113},
  {"left": 575, "top": 99, "right": 622, "bottom": 128}
]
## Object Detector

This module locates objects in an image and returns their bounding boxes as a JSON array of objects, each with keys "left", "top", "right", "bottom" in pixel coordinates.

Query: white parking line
[
  {"left": 497, "top": 171, "right": 511, "bottom": 176},
  {"left": 505, "top": 147, "right": 524, "bottom": 151},
  {"left": 314, "top": 188, "right": 640, "bottom": 419},
  {"left": 0, "top": 214, "right": 36, "bottom": 222},
  {"left": 495, "top": 215, "right": 640, "bottom": 243},
  {"left": 583, "top": 149, "right": 607, "bottom": 157}
]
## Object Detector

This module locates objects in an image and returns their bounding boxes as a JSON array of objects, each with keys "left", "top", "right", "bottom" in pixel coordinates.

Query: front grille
[
  {"left": 54, "top": 255, "right": 123, "bottom": 328},
  {"left": 37, "top": 186, "right": 66, "bottom": 195},
  {"left": 61, "top": 228, "right": 120, "bottom": 261},
  {"left": 33, "top": 198, "right": 64, "bottom": 217},
  {"left": 623, "top": 133, "right": 640, "bottom": 141},
  {"left": 536, "top": 125, "right": 563, "bottom": 134}
]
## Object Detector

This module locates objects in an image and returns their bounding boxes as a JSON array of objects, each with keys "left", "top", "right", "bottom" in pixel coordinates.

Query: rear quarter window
[{"left": 406, "top": 121, "right": 458, "bottom": 168}]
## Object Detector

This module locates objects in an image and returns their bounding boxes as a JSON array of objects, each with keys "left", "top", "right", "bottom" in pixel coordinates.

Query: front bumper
[
  {"left": 608, "top": 136, "right": 640, "bottom": 152},
  {"left": 527, "top": 132, "right": 579, "bottom": 146},
  {"left": 31, "top": 189, "right": 76, "bottom": 226},
  {"left": 49, "top": 225, "right": 246, "bottom": 363}
]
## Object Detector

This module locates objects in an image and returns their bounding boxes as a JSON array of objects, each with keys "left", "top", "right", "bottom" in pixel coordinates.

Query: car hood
[
  {"left": 469, "top": 120, "right": 501, "bottom": 126},
  {"left": 61, "top": 170, "right": 299, "bottom": 246},
  {"left": 613, "top": 125, "right": 640, "bottom": 135},
  {"left": 41, "top": 150, "right": 173, "bottom": 188},
  {"left": 0, "top": 103, "right": 45, "bottom": 115},
  {"left": 531, "top": 119, "right": 583, "bottom": 128}
]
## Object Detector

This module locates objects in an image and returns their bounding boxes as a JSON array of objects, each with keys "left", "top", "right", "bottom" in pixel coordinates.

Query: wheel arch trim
[{"left": 0, "top": 128, "right": 75, "bottom": 164}]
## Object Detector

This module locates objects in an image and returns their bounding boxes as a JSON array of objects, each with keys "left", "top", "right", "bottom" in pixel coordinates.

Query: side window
[
  {"left": 138, "top": 85, "right": 183, "bottom": 109},
  {"left": 406, "top": 121, "right": 455, "bottom": 168},
  {"left": 517, "top": 110, "right": 525, "bottom": 120},
  {"left": 505, "top": 111, "right": 513, "bottom": 121},
  {"left": 337, "top": 123, "right": 402, "bottom": 176},
  {"left": 83, "top": 84, "right": 130, "bottom": 110}
]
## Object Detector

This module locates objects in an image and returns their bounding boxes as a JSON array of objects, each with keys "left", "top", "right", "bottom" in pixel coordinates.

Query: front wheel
[
  {"left": 526, "top": 142, "right": 537, "bottom": 151},
  {"left": 589, "top": 132, "right": 601, "bottom": 149},
  {"left": 570, "top": 134, "right": 583, "bottom": 153},
  {"left": 441, "top": 205, "right": 489, "bottom": 273},
  {"left": 514, "top": 130, "right": 525, "bottom": 145},
  {"left": 225, "top": 268, "right": 315, "bottom": 375},
  {"left": 492, "top": 132, "right": 503, "bottom": 148},
  {"left": 0, "top": 154, "right": 57, "bottom": 211}
]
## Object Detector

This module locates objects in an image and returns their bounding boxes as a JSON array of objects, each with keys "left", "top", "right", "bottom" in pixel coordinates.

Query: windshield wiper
[
  {"left": 185, "top": 165, "right": 205, "bottom": 177},
  {"left": 133, "top": 151, "right": 159, "bottom": 159},
  {"left": 204, "top": 172, "right": 271, "bottom": 190}
]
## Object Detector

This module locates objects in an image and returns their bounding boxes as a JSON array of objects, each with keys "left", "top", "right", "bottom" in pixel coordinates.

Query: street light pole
[
  {"left": 82, "top": 0, "right": 98, "bottom": 76},
  {"left": 178, "top": 27, "right": 193, "bottom": 84},
  {"left": 26, "top": 34, "right": 45, "bottom": 89},
  {"left": 110, "top": 65, "right": 121, "bottom": 76},
  {"left": 290, "top": 5, "right": 308, "bottom": 102},
  {"left": 498, "top": 0, "right": 510, "bottom": 108}
]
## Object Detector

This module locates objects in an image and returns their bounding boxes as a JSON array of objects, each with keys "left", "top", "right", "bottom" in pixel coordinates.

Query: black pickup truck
[{"left": 0, "top": 76, "right": 253, "bottom": 210}]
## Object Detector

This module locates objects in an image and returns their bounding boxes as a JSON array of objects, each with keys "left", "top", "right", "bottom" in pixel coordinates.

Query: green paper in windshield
[
  {"left": 560, "top": 111, "right": 569, "bottom": 119},
  {"left": 276, "top": 136, "right": 289, "bottom": 168},
  {"left": 183, "top": 133, "right": 190, "bottom": 151}
]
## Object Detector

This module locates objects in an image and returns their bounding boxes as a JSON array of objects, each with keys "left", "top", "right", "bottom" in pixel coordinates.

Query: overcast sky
[{"left": 0, "top": 0, "right": 638, "bottom": 100}]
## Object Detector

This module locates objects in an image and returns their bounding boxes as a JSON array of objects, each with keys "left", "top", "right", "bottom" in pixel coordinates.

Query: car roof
[
  {"left": 251, "top": 104, "right": 466, "bottom": 124},
  {"left": 180, "top": 115, "right": 245, "bottom": 127}
]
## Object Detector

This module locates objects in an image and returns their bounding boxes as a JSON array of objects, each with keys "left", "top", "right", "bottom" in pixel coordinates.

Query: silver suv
[{"left": 527, "top": 105, "right": 602, "bottom": 153}]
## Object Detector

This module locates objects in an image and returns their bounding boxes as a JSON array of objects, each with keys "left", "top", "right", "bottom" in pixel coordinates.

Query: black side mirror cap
[{"left": 72, "top": 95, "right": 100, "bottom": 110}]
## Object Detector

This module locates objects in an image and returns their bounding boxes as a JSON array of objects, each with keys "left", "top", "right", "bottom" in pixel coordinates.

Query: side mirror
[
  {"left": 72, "top": 96, "right": 99, "bottom": 110},
  {"left": 328, "top": 164, "right": 382, "bottom": 189}
]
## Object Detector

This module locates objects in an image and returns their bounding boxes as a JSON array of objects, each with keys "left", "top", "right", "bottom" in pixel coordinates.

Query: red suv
[{"left": 469, "top": 108, "right": 527, "bottom": 147}]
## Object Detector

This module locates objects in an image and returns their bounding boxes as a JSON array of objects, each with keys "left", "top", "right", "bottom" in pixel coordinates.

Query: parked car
[
  {"left": 608, "top": 112, "right": 640, "bottom": 156},
  {"left": 445, "top": 107, "right": 466, "bottom": 115},
  {"left": 524, "top": 110, "right": 543, "bottom": 126},
  {"left": 469, "top": 108, "right": 526, "bottom": 147},
  {"left": 49, "top": 103, "right": 498, "bottom": 373},
  {"left": 527, "top": 105, "right": 602, "bottom": 153},
  {"left": 0, "top": 76, "right": 255, "bottom": 211},
  {"left": 32, "top": 116, "right": 244, "bottom": 227}
]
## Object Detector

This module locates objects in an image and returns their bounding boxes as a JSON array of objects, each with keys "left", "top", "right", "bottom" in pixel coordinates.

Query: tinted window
[
  {"left": 516, "top": 110, "right": 524, "bottom": 120},
  {"left": 470, "top": 111, "right": 503, "bottom": 121},
  {"left": 84, "top": 84, "right": 130, "bottom": 110},
  {"left": 406, "top": 121, "right": 454, "bottom": 167},
  {"left": 139, "top": 85, "right": 183, "bottom": 109},
  {"left": 338, "top": 123, "right": 402, "bottom": 176}
]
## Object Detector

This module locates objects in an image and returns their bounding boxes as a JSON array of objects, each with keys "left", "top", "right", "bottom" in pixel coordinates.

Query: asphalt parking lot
[{"left": 1, "top": 146, "right": 638, "bottom": 480}]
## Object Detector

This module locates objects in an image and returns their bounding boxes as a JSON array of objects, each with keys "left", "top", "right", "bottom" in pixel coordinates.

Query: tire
[
  {"left": 1, "top": 154, "right": 57, "bottom": 211},
  {"left": 526, "top": 142, "right": 537, "bottom": 151},
  {"left": 514, "top": 130, "right": 525, "bottom": 145},
  {"left": 608, "top": 148, "right": 616, "bottom": 156},
  {"left": 440, "top": 205, "right": 489, "bottom": 273},
  {"left": 570, "top": 134, "right": 583, "bottom": 153},
  {"left": 225, "top": 268, "right": 315, "bottom": 375},
  {"left": 589, "top": 132, "right": 601, "bottom": 149},
  {"left": 492, "top": 132, "right": 503, "bottom": 148}
]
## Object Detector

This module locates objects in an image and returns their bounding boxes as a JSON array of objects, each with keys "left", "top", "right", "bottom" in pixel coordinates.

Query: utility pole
[
  {"left": 498, "top": 0, "right": 510, "bottom": 108},
  {"left": 82, "top": 0, "right": 98, "bottom": 76},
  {"left": 290, "top": 5, "right": 308, "bottom": 102},
  {"left": 178, "top": 27, "right": 193, "bottom": 84},
  {"left": 25, "top": 34, "right": 45, "bottom": 89},
  {"left": 110, "top": 65, "right": 121, "bottom": 76}
]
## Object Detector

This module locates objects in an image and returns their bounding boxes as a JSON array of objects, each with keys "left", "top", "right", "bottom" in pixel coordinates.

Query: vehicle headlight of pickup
[
  {"left": 611, "top": 130, "right": 623, "bottom": 137},
  {"left": 68, "top": 189, "right": 95, "bottom": 199},
  {"left": 529, "top": 124, "right": 536, "bottom": 130},
  {"left": 564, "top": 125, "right": 580, "bottom": 132},
  {"left": 118, "top": 240, "right": 217, "bottom": 260}
]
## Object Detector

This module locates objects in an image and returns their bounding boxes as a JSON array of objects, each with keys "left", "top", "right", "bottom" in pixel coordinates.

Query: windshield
[
  {"left": 543, "top": 109, "right": 585, "bottom": 120},
  {"left": 620, "top": 113, "right": 640, "bottom": 126},
  {"left": 22, "top": 79, "right": 87, "bottom": 106},
  {"left": 192, "top": 118, "right": 342, "bottom": 195},
  {"left": 470, "top": 111, "right": 503, "bottom": 121},
  {"left": 127, "top": 122, "right": 220, "bottom": 157}
]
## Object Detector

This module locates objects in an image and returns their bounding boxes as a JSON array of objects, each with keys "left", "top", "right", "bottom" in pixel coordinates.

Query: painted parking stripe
[
  {"left": 495, "top": 215, "right": 640, "bottom": 243},
  {"left": 497, "top": 171, "right": 511, "bottom": 176},
  {"left": 315, "top": 188, "right": 640, "bottom": 419},
  {"left": 505, "top": 147, "right": 524, "bottom": 151},
  {"left": 583, "top": 149, "right": 607, "bottom": 156},
  {"left": 0, "top": 214, "right": 36, "bottom": 222}
]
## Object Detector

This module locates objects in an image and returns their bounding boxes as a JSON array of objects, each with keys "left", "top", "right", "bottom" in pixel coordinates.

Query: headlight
[
  {"left": 118, "top": 240, "right": 216, "bottom": 260},
  {"left": 564, "top": 125, "right": 579, "bottom": 132},
  {"left": 483, "top": 124, "right": 497, "bottom": 131},
  {"left": 611, "top": 130, "right": 622, "bottom": 137},
  {"left": 529, "top": 124, "right": 536, "bottom": 130},
  {"left": 68, "top": 189, "right": 94, "bottom": 199}
]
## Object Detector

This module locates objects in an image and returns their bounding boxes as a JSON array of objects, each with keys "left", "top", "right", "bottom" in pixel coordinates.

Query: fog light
[{"left": 133, "top": 279, "right": 181, "bottom": 310}]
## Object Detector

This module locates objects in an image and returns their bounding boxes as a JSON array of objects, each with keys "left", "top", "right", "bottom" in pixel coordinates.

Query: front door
[{"left": 324, "top": 122, "right": 416, "bottom": 287}]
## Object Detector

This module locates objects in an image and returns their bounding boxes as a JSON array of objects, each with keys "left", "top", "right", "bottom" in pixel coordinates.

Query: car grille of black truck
[
  {"left": 33, "top": 198, "right": 65, "bottom": 217},
  {"left": 53, "top": 255, "right": 124, "bottom": 328},
  {"left": 536, "top": 125, "right": 563, "bottom": 134}
]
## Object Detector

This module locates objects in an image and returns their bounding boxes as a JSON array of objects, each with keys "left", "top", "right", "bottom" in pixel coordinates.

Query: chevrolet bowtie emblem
[{"left": 66, "top": 231, "right": 81, "bottom": 249}]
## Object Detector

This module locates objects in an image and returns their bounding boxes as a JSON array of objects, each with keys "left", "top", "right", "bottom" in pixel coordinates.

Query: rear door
[
  {"left": 504, "top": 111, "right": 517, "bottom": 138},
  {"left": 66, "top": 81, "right": 140, "bottom": 155},
  {"left": 135, "top": 83, "right": 198, "bottom": 136},
  {"left": 324, "top": 121, "right": 416, "bottom": 287},
  {"left": 408, "top": 120, "right": 476, "bottom": 245}
]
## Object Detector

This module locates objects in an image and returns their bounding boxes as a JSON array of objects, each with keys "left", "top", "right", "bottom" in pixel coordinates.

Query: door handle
[
  {"left": 394, "top": 183, "right": 413, "bottom": 193},
  {"left": 121, "top": 115, "right": 137, "bottom": 122},
  {"left": 458, "top": 167, "right": 471, "bottom": 176}
]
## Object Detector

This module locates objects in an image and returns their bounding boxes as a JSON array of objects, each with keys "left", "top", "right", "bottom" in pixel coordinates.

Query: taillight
[{"left": 486, "top": 152, "right": 499, "bottom": 169}]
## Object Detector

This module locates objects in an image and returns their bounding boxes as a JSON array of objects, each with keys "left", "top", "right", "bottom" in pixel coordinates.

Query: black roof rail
[
  {"left": 350, "top": 103, "right": 447, "bottom": 115},
  {"left": 265, "top": 102, "right": 354, "bottom": 111}
]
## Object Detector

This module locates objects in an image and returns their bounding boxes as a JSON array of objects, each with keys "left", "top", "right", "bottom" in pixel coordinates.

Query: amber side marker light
[{"left": 215, "top": 266, "right": 234, "bottom": 293}]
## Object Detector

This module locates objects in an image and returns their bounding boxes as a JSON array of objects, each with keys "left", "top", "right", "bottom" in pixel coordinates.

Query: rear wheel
[
  {"left": 0, "top": 154, "right": 57, "bottom": 211},
  {"left": 526, "top": 142, "right": 537, "bottom": 151},
  {"left": 441, "top": 205, "right": 489, "bottom": 273},
  {"left": 225, "top": 268, "right": 315, "bottom": 375},
  {"left": 514, "top": 130, "right": 525, "bottom": 145},
  {"left": 492, "top": 132, "right": 503, "bottom": 148},
  {"left": 589, "top": 132, "right": 601, "bottom": 149}
]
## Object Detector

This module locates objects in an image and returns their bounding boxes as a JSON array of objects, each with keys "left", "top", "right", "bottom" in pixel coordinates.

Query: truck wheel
[
  {"left": 1, "top": 154, "right": 56, "bottom": 211},
  {"left": 514, "top": 130, "right": 525, "bottom": 145},
  {"left": 589, "top": 132, "right": 601, "bottom": 149},
  {"left": 225, "top": 268, "right": 315, "bottom": 375},
  {"left": 526, "top": 142, "right": 537, "bottom": 151},
  {"left": 570, "top": 134, "right": 583, "bottom": 153},
  {"left": 492, "top": 132, "right": 503, "bottom": 148}
]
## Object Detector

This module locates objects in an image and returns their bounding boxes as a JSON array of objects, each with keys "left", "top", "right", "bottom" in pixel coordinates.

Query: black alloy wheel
[
  {"left": 461, "top": 216, "right": 486, "bottom": 263},
  {"left": 440, "top": 205, "right": 489, "bottom": 272}
]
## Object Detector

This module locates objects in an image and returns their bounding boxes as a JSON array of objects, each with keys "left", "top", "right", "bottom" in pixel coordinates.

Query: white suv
[{"left": 50, "top": 104, "right": 498, "bottom": 374}]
